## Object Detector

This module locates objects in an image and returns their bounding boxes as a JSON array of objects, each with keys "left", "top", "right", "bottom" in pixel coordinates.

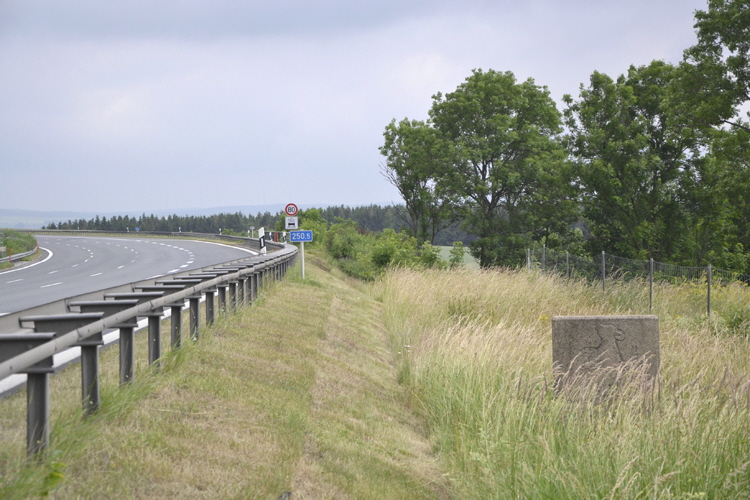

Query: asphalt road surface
[{"left": 0, "top": 235, "right": 256, "bottom": 315}]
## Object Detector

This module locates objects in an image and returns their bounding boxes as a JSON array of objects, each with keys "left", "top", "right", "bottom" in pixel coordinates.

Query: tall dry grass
[{"left": 379, "top": 267, "right": 750, "bottom": 498}]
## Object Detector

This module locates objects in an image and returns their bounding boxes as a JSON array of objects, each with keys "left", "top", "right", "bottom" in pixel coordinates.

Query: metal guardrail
[
  {"left": 0, "top": 233, "right": 298, "bottom": 456},
  {"left": 0, "top": 247, "right": 37, "bottom": 264}
]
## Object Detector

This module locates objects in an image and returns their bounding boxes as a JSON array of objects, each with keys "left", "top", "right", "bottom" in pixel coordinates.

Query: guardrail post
[
  {"left": 251, "top": 273, "right": 258, "bottom": 303},
  {"left": 19, "top": 312, "right": 105, "bottom": 414},
  {"left": 27, "top": 373, "right": 50, "bottom": 457},
  {"left": 147, "top": 311, "right": 163, "bottom": 368},
  {"left": 0, "top": 333, "right": 56, "bottom": 456},
  {"left": 170, "top": 303, "right": 183, "bottom": 349},
  {"left": 205, "top": 290, "right": 215, "bottom": 325},
  {"left": 189, "top": 295, "right": 200, "bottom": 339},
  {"left": 119, "top": 326, "right": 135, "bottom": 384},
  {"left": 238, "top": 277, "right": 247, "bottom": 307},
  {"left": 228, "top": 281, "right": 237, "bottom": 311},
  {"left": 217, "top": 285, "right": 227, "bottom": 314},
  {"left": 81, "top": 345, "right": 100, "bottom": 414}
]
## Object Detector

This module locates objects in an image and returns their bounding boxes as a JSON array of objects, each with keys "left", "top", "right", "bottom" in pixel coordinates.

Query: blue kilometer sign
[{"left": 289, "top": 230, "right": 313, "bottom": 242}]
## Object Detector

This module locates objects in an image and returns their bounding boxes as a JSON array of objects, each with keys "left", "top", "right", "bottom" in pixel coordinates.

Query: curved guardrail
[
  {"left": 0, "top": 247, "right": 37, "bottom": 264},
  {"left": 0, "top": 233, "right": 298, "bottom": 456}
]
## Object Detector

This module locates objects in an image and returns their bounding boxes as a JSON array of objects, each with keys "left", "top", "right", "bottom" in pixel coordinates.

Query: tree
[
  {"left": 429, "top": 69, "right": 565, "bottom": 267},
  {"left": 691, "top": 127, "right": 750, "bottom": 271},
  {"left": 379, "top": 119, "right": 454, "bottom": 244},
  {"left": 564, "top": 62, "right": 701, "bottom": 261},
  {"left": 675, "top": 0, "right": 750, "bottom": 132}
]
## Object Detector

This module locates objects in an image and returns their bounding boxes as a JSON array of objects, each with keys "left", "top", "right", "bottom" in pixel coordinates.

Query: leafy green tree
[
  {"left": 380, "top": 119, "right": 455, "bottom": 244},
  {"left": 672, "top": 0, "right": 750, "bottom": 271},
  {"left": 687, "top": 127, "right": 750, "bottom": 271},
  {"left": 429, "top": 69, "right": 565, "bottom": 267},
  {"left": 676, "top": 0, "right": 750, "bottom": 133},
  {"left": 564, "top": 62, "right": 701, "bottom": 261}
]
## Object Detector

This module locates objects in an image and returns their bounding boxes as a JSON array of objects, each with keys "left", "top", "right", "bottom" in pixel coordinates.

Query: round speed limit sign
[{"left": 285, "top": 203, "right": 299, "bottom": 216}]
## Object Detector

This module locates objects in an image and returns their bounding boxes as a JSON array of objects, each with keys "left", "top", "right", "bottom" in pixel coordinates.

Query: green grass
[
  {"left": 379, "top": 267, "right": 750, "bottom": 498},
  {"left": 0, "top": 250, "right": 453, "bottom": 499},
  {"left": 4, "top": 252, "right": 749, "bottom": 498}
]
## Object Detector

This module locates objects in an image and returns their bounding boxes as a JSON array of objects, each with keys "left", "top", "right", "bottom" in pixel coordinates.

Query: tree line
[
  {"left": 42, "top": 205, "right": 472, "bottom": 245},
  {"left": 380, "top": 0, "right": 750, "bottom": 272}
]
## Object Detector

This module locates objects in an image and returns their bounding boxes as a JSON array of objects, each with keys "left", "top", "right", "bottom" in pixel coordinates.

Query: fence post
[
  {"left": 707, "top": 263, "right": 712, "bottom": 317},
  {"left": 542, "top": 245, "right": 546, "bottom": 274},
  {"left": 566, "top": 251, "right": 570, "bottom": 279},
  {"left": 601, "top": 251, "right": 606, "bottom": 291},
  {"left": 527, "top": 248, "right": 530, "bottom": 270},
  {"left": 649, "top": 258, "right": 654, "bottom": 312}
]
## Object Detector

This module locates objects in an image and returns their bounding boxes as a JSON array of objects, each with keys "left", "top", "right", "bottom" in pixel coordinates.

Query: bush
[
  {"left": 449, "top": 241, "right": 465, "bottom": 269},
  {"left": 325, "top": 225, "right": 447, "bottom": 280},
  {"left": 2, "top": 230, "right": 37, "bottom": 255},
  {"left": 325, "top": 221, "right": 360, "bottom": 260}
]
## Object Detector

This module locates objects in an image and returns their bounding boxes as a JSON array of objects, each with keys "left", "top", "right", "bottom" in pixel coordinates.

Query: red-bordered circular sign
[{"left": 285, "top": 203, "right": 299, "bottom": 216}]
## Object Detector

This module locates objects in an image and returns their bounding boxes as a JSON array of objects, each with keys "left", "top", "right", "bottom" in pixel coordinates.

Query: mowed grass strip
[{"left": 0, "top": 254, "right": 453, "bottom": 499}]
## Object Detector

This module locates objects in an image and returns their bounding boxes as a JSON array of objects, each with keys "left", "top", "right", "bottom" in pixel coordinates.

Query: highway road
[{"left": 0, "top": 235, "right": 257, "bottom": 315}]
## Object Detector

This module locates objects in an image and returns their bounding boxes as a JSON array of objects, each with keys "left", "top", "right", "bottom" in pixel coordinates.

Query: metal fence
[
  {"left": 0, "top": 232, "right": 297, "bottom": 456},
  {"left": 527, "top": 246, "right": 750, "bottom": 315}
]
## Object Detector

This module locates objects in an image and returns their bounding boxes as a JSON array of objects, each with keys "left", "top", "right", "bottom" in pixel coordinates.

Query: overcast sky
[{"left": 0, "top": 0, "right": 707, "bottom": 214}]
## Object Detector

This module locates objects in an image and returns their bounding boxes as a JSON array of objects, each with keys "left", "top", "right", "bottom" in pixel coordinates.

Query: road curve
[{"left": 0, "top": 235, "right": 257, "bottom": 315}]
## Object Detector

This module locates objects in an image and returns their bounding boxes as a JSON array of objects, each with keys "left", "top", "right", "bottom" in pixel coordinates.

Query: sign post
[
  {"left": 258, "top": 227, "right": 266, "bottom": 254},
  {"left": 289, "top": 230, "right": 313, "bottom": 279}
]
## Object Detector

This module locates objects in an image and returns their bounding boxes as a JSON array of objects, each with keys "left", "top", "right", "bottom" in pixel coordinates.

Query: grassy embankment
[
  {"left": 0, "top": 229, "right": 38, "bottom": 270},
  {"left": 379, "top": 266, "right": 750, "bottom": 498},
  {"left": 0, "top": 251, "right": 452, "bottom": 499},
  {"left": 2, "top": 246, "right": 750, "bottom": 498}
]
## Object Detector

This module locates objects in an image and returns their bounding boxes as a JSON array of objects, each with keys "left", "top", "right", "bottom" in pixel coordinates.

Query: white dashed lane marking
[{"left": 41, "top": 282, "right": 62, "bottom": 288}]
